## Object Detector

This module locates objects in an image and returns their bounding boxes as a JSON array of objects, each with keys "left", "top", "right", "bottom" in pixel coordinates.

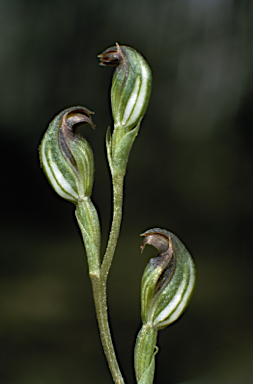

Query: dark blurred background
[{"left": 1, "top": 0, "right": 253, "bottom": 383}]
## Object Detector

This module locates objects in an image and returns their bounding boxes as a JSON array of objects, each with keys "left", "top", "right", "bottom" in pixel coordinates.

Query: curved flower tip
[
  {"left": 140, "top": 228, "right": 173, "bottom": 256},
  {"left": 39, "top": 106, "right": 95, "bottom": 203},
  {"left": 98, "top": 42, "right": 124, "bottom": 66},
  {"left": 58, "top": 107, "right": 95, "bottom": 165}
]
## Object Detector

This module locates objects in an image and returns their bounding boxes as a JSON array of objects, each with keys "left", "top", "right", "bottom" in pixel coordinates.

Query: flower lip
[
  {"left": 98, "top": 42, "right": 124, "bottom": 66},
  {"left": 140, "top": 229, "right": 172, "bottom": 255}
]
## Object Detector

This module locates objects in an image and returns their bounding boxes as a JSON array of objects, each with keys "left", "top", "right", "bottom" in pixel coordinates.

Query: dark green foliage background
[{"left": 1, "top": 0, "right": 253, "bottom": 383}]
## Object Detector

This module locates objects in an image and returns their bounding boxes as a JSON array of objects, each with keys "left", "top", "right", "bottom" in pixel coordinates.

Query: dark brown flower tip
[
  {"left": 98, "top": 42, "right": 124, "bottom": 66},
  {"left": 140, "top": 228, "right": 177, "bottom": 296},
  {"left": 140, "top": 229, "right": 176, "bottom": 272},
  {"left": 62, "top": 107, "right": 95, "bottom": 134},
  {"left": 140, "top": 228, "right": 172, "bottom": 255},
  {"left": 58, "top": 106, "right": 95, "bottom": 165}
]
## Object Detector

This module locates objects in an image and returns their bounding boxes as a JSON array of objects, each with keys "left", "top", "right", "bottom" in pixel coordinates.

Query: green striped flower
[
  {"left": 98, "top": 43, "right": 152, "bottom": 131},
  {"left": 98, "top": 43, "right": 152, "bottom": 176},
  {"left": 134, "top": 228, "right": 196, "bottom": 383},
  {"left": 140, "top": 228, "right": 196, "bottom": 329},
  {"left": 39, "top": 106, "right": 95, "bottom": 203}
]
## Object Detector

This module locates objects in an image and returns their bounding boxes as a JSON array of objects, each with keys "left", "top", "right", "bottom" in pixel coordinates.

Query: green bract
[
  {"left": 140, "top": 228, "right": 196, "bottom": 329},
  {"left": 39, "top": 106, "right": 95, "bottom": 203},
  {"left": 134, "top": 324, "right": 158, "bottom": 384}
]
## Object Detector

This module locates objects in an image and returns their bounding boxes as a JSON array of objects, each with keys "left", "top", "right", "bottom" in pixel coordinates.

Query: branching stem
[{"left": 89, "top": 173, "right": 125, "bottom": 384}]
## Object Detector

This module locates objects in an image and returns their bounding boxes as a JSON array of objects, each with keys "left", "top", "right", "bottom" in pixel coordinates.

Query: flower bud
[
  {"left": 140, "top": 228, "right": 196, "bottom": 329},
  {"left": 39, "top": 106, "right": 95, "bottom": 203},
  {"left": 98, "top": 43, "right": 152, "bottom": 131}
]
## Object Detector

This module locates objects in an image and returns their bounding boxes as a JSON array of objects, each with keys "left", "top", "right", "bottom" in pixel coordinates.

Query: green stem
[
  {"left": 95, "top": 172, "right": 124, "bottom": 382},
  {"left": 90, "top": 272, "right": 125, "bottom": 384},
  {"left": 101, "top": 173, "right": 124, "bottom": 280}
]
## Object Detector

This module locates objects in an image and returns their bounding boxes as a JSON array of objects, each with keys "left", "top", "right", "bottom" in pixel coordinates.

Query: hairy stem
[
  {"left": 101, "top": 173, "right": 124, "bottom": 280},
  {"left": 90, "top": 273, "right": 125, "bottom": 384},
  {"left": 89, "top": 173, "right": 125, "bottom": 383}
]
